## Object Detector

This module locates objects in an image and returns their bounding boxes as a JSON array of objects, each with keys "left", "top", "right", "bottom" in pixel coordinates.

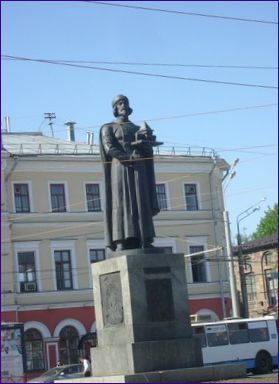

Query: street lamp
[
  {"left": 236, "top": 198, "right": 266, "bottom": 318},
  {"left": 222, "top": 158, "right": 240, "bottom": 318}
]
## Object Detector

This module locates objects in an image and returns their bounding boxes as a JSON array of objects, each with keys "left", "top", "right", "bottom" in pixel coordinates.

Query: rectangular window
[
  {"left": 156, "top": 184, "right": 168, "bottom": 210},
  {"left": 193, "top": 326, "right": 207, "bottom": 347},
  {"left": 228, "top": 322, "right": 249, "bottom": 345},
  {"left": 14, "top": 183, "right": 30, "bottom": 213},
  {"left": 248, "top": 321, "right": 269, "bottom": 342},
  {"left": 18, "top": 252, "right": 37, "bottom": 292},
  {"left": 86, "top": 184, "right": 101, "bottom": 212},
  {"left": 206, "top": 324, "right": 228, "bottom": 347},
  {"left": 90, "top": 249, "right": 105, "bottom": 263},
  {"left": 50, "top": 184, "right": 66, "bottom": 212},
  {"left": 246, "top": 273, "right": 257, "bottom": 302},
  {"left": 184, "top": 184, "right": 198, "bottom": 211},
  {"left": 265, "top": 269, "right": 278, "bottom": 306},
  {"left": 54, "top": 250, "right": 73, "bottom": 290},
  {"left": 190, "top": 245, "right": 207, "bottom": 283}
]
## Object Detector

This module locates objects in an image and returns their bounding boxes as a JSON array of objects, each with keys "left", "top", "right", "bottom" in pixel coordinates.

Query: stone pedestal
[{"left": 91, "top": 251, "right": 203, "bottom": 376}]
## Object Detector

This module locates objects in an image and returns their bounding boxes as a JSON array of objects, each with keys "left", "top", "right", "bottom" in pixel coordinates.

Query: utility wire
[
  {"left": 2, "top": 55, "right": 277, "bottom": 90},
  {"left": 141, "top": 104, "right": 278, "bottom": 124},
  {"left": 29, "top": 59, "right": 278, "bottom": 70},
  {"left": 84, "top": 1, "right": 278, "bottom": 25},
  {"left": 21, "top": 103, "right": 276, "bottom": 134}
]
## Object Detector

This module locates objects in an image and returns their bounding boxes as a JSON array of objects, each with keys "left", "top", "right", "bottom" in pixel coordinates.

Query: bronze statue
[{"left": 99, "top": 95, "right": 162, "bottom": 252}]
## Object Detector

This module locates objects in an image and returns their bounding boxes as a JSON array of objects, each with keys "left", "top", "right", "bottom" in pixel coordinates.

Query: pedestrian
[
  {"left": 56, "top": 360, "right": 61, "bottom": 367},
  {"left": 79, "top": 356, "right": 91, "bottom": 377}
]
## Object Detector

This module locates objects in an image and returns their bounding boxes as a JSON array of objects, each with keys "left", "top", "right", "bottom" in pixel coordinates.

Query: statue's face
[{"left": 115, "top": 98, "right": 129, "bottom": 117}]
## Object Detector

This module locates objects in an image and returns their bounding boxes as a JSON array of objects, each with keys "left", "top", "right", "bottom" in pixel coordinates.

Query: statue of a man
[{"left": 99, "top": 95, "right": 160, "bottom": 252}]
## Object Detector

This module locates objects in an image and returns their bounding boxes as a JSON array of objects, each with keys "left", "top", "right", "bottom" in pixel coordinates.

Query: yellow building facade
[{"left": 1, "top": 132, "right": 232, "bottom": 376}]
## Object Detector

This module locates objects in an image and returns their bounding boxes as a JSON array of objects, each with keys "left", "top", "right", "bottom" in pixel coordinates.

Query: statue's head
[{"left": 112, "top": 95, "right": 133, "bottom": 117}]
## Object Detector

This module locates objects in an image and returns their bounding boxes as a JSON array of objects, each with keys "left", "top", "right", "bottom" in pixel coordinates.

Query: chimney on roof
[
  {"left": 86, "top": 132, "right": 94, "bottom": 146},
  {"left": 65, "top": 121, "right": 76, "bottom": 141},
  {"left": 4, "top": 116, "right": 11, "bottom": 132}
]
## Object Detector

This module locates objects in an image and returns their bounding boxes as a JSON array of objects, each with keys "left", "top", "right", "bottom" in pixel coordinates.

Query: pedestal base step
[{"left": 56, "top": 362, "right": 246, "bottom": 383}]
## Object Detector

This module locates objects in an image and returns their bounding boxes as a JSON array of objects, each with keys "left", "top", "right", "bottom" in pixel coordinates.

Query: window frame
[
  {"left": 87, "top": 240, "right": 105, "bottom": 288},
  {"left": 193, "top": 325, "right": 207, "bottom": 347},
  {"left": 51, "top": 241, "right": 77, "bottom": 290},
  {"left": 265, "top": 269, "right": 278, "bottom": 306},
  {"left": 248, "top": 320, "right": 269, "bottom": 343},
  {"left": 190, "top": 245, "right": 207, "bottom": 283},
  {"left": 85, "top": 183, "right": 102, "bottom": 212},
  {"left": 246, "top": 272, "right": 257, "bottom": 302},
  {"left": 205, "top": 324, "right": 229, "bottom": 347},
  {"left": 156, "top": 183, "right": 168, "bottom": 211},
  {"left": 58, "top": 326, "right": 79, "bottom": 365},
  {"left": 12, "top": 181, "right": 33, "bottom": 213},
  {"left": 186, "top": 237, "right": 211, "bottom": 283},
  {"left": 54, "top": 250, "right": 73, "bottom": 290},
  {"left": 89, "top": 249, "right": 106, "bottom": 263},
  {"left": 18, "top": 251, "right": 37, "bottom": 293},
  {"left": 24, "top": 328, "right": 45, "bottom": 371},
  {"left": 49, "top": 182, "right": 68, "bottom": 212},
  {"left": 228, "top": 322, "right": 249, "bottom": 345},
  {"left": 184, "top": 183, "right": 199, "bottom": 211},
  {"left": 14, "top": 242, "right": 41, "bottom": 293}
]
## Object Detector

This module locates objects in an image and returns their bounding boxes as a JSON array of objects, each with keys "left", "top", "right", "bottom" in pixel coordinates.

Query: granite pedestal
[{"left": 91, "top": 250, "right": 203, "bottom": 376}]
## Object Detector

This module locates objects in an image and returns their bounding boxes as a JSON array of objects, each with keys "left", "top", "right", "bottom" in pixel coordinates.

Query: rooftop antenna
[{"left": 44, "top": 113, "right": 56, "bottom": 137}]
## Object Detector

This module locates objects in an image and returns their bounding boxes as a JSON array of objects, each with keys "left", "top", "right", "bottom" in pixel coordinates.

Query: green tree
[{"left": 252, "top": 203, "right": 278, "bottom": 240}]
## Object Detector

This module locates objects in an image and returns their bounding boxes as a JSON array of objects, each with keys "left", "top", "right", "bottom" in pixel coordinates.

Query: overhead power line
[
  {"left": 37, "top": 59, "right": 278, "bottom": 70},
  {"left": 2, "top": 55, "right": 277, "bottom": 90},
  {"left": 84, "top": 1, "right": 278, "bottom": 25},
  {"left": 142, "top": 103, "right": 278, "bottom": 123}
]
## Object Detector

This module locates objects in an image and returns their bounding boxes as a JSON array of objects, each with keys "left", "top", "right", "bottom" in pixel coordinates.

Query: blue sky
[{"left": 1, "top": 1, "right": 278, "bottom": 240}]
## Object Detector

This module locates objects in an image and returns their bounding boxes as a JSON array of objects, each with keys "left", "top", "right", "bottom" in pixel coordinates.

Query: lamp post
[
  {"left": 236, "top": 198, "right": 266, "bottom": 318},
  {"left": 222, "top": 158, "right": 239, "bottom": 318}
]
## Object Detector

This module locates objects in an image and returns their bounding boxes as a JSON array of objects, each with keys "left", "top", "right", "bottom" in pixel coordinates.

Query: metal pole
[
  {"left": 237, "top": 220, "right": 249, "bottom": 318},
  {"left": 223, "top": 210, "right": 239, "bottom": 317}
]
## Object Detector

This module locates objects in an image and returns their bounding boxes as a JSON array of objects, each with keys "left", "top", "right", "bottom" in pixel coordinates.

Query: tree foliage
[{"left": 252, "top": 203, "right": 278, "bottom": 240}]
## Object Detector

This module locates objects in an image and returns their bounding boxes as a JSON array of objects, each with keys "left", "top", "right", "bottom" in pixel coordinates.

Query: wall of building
[{"left": 234, "top": 239, "right": 277, "bottom": 318}]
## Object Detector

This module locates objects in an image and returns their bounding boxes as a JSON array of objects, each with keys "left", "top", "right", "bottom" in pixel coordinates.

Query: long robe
[{"left": 99, "top": 119, "right": 159, "bottom": 250}]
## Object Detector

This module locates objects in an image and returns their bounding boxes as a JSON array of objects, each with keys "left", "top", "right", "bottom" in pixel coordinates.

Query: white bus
[{"left": 192, "top": 316, "right": 278, "bottom": 374}]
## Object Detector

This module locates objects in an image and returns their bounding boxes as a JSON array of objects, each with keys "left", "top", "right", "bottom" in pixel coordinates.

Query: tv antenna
[{"left": 44, "top": 113, "right": 56, "bottom": 137}]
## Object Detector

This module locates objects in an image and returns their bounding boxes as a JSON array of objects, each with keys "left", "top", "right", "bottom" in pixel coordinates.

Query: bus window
[
  {"left": 228, "top": 322, "right": 249, "bottom": 344},
  {"left": 248, "top": 321, "right": 269, "bottom": 343},
  {"left": 193, "top": 326, "right": 206, "bottom": 347},
  {"left": 206, "top": 324, "right": 228, "bottom": 347}
]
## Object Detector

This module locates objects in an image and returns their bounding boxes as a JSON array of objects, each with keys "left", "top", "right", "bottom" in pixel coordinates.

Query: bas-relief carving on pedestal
[{"left": 100, "top": 272, "right": 124, "bottom": 326}]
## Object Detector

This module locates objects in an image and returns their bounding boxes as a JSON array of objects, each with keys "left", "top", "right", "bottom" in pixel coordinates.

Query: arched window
[
  {"left": 24, "top": 329, "right": 44, "bottom": 371},
  {"left": 58, "top": 326, "right": 79, "bottom": 365}
]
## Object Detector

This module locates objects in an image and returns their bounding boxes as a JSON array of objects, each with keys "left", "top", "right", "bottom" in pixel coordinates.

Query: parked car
[{"left": 27, "top": 364, "right": 84, "bottom": 383}]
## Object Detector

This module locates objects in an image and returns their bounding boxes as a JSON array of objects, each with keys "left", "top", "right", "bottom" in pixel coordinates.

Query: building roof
[
  {"left": 2, "top": 132, "right": 229, "bottom": 161},
  {"left": 1, "top": 132, "right": 98, "bottom": 155},
  {"left": 233, "top": 233, "right": 278, "bottom": 255},
  {"left": 1, "top": 132, "right": 228, "bottom": 166}
]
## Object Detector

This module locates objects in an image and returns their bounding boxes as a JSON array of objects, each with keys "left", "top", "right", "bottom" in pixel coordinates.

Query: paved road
[{"left": 207, "top": 369, "right": 278, "bottom": 383}]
